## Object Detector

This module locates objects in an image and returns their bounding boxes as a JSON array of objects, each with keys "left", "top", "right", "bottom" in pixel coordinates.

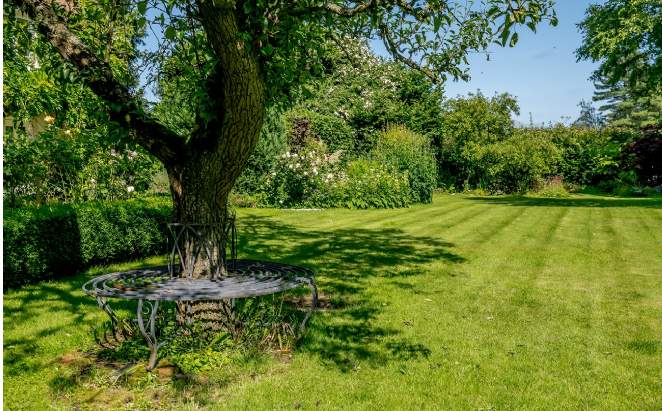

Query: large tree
[
  {"left": 7, "top": 0, "right": 556, "bottom": 274},
  {"left": 577, "top": 0, "right": 662, "bottom": 128}
]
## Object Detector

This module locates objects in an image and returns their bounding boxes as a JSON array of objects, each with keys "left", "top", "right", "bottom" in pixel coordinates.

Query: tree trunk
[{"left": 166, "top": 85, "right": 265, "bottom": 330}]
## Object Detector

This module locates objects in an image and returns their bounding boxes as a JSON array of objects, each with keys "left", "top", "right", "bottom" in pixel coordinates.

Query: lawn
[{"left": 4, "top": 194, "right": 662, "bottom": 410}]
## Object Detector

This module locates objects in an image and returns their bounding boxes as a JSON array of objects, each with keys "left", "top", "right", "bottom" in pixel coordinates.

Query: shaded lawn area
[{"left": 4, "top": 194, "right": 662, "bottom": 410}]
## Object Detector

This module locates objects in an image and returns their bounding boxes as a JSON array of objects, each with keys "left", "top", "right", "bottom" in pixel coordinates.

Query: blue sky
[{"left": 372, "top": 1, "right": 603, "bottom": 126}]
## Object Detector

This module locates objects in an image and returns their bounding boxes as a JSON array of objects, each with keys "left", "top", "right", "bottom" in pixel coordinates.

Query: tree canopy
[
  {"left": 577, "top": 0, "right": 662, "bottom": 128},
  {"left": 577, "top": 0, "right": 662, "bottom": 90}
]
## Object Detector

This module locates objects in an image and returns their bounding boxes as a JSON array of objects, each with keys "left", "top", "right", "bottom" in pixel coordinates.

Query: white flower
[
  {"left": 303, "top": 171, "right": 308, "bottom": 176},
  {"left": 43, "top": 115, "right": 55, "bottom": 124},
  {"left": 127, "top": 186, "right": 135, "bottom": 193},
  {"left": 63, "top": 129, "right": 72, "bottom": 135},
  {"left": 288, "top": 164, "right": 293, "bottom": 169},
  {"left": 90, "top": 179, "right": 96, "bottom": 184},
  {"left": 312, "top": 167, "right": 318, "bottom": 175},
  {"left": 128, "top": 150, "right": 137, "bottom": 160}
]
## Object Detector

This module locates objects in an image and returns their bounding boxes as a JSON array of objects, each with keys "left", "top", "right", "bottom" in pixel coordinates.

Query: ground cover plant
[{"left": 4, "top": 194, "right": 661, "bottom": 410}]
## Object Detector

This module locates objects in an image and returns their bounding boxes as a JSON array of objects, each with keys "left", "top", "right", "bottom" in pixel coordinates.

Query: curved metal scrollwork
[
  {"left": 136, "top": 299, "right": 162, "bottom": 370},
  {"left": 93, "top": 297, "right": 136, "bottom": 348},
  {"left": 295, "top": 277, "right": 318, "bottom": 332}
]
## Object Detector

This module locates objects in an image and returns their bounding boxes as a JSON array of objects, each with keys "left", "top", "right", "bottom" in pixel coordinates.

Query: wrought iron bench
[{"left": 82, "top": 220, "right": 317, "bottom": 370}]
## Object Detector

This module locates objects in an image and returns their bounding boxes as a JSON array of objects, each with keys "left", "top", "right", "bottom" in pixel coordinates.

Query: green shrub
[
  {"left": 3, "top": 197, "right": 171, "bottom": 288},
  {"left": 466, "top": 131, "right": 560, "bottom": 194},
  {"left": 265, "top": 137, "right": 411, "bottom": 209},
  {"left": 372, "top": 126, "right": 437, "bottom": 203},
  {"left": 3, "top": 205, "right": 83, "bottom": 288},
  {"left": 534, "top": 176, "right": 571, "bottom": 198},
  {"left": 284, "top": 109, "right": 354, "bottom": 153},
  {"left": 3, "top": 127, "right": 161, "bottom": 207},
  {"left": 320, "top": 159, "right": 411, "bottom": 209},
  {"left": 438, "top": 92, "right": 520, "bottom": 187},
  {"left": 545, "top": 126, "right": 632, "bottom": 185}
]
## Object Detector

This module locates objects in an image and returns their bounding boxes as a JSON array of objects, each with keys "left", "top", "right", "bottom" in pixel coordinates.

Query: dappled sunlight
[{"left": 236, "top": 214, "right": 464, "bottom": 370}]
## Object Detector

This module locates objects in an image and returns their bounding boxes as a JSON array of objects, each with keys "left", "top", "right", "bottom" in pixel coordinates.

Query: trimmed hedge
[{"left": 3, "top": 196, "right": 172, "bottom": 288}]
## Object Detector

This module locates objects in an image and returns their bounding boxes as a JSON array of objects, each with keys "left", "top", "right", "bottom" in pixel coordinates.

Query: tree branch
[
  {"left": 325, "top": 1, "right": 375, "bottom": 16},
  {"left": 379, "top": 23, "right": 437, "bottom": 83},
  {"left": 12, "top": 0, "right": 187, "bottom": 168}
]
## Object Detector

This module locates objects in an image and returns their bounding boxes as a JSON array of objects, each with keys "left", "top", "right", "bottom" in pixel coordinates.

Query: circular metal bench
[{"left": 82, "top": 220, "right": 317, "bottom": 370}]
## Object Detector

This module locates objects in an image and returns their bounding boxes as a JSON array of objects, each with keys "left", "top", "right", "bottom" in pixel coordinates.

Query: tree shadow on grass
[
  {"left": 467, "top": 195, "right": 662, "bottom": 208},
  {"left": 236, "top": 215, "right": 464, "bottom": 371},
  {"left": 3, "top": 263, "right": 155, "bottom": 378},
  {"left": 5, "top": 213, "right": 465, "bottom": 405}
]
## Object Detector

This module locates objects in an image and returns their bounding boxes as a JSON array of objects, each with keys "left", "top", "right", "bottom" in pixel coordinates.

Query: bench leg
[
  {"left": 96, "top": 296, "right": 119, "bottom": 326},
  {"left": 137, "top": 299, "right": 160, "bottom": 371},
  {"left": 298, "top": 277, "right": 318, "bottom": 332}
]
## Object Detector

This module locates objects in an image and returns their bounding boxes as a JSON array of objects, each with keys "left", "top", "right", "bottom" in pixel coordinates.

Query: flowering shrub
[
  {"left": 265, "top": 140, "right": 410, "bottom": 209},
  {"left": 4, "top": 126, "right": 160, "bottom": 206},
  {"left": 265, "top": 140, "right": 341, "bottom": 207},
  {"left": 322, "top": 159, "right": 411, "bottom": 209}
]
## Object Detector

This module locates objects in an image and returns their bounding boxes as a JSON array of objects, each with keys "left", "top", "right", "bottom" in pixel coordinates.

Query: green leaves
[
  {"left": 136, "top": 1, "right": 147, "bottom": 15},
  {"left": 577, "top": 0, "right": 661, "bottom": 93},
  {"left": 509, "top": 32, "right": 519, "bottom": 47},
  {"left": 164, "top": 25, "right": 176, "bottom": 40}
]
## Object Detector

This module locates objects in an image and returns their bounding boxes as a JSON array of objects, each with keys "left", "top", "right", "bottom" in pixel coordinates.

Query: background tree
[
  {"left": 577, "top": 0, "right": 662, "bottom": 128},
  {"left": 573, "top": 99, "right": 605, "bottom": 129},
  {"left": 438, "top": 91, "right": 520, "bottom": 186},
  {"left": 8, "top": 0, "right": 557, "bottom": 275},
  {"left": 591, "top": 74, "right": 662, "bottom": 128}
]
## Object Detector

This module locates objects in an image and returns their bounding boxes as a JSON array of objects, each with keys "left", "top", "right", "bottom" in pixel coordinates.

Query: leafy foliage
[
  {"left": 293, "top": 39, "right": 444, "bottom": 154},
  {"left": 372, "top": 126, "right": 437, "bottom": 203},
  {"left": 4, "top": 128, "right": 161, "bottom": 207},
  {"left": 577, "top": 0, "right": 662, "bottom": 91},
  {"left": 438, "top": 91, "right": 520, "bottom": 186},
  {"left": 577, "top": 0, "right": 662, "bottom": 129},
  {"left": 621, "top": 126, "right": 662, "bottom": 186},
  {"left": 591, "top": 75, "right": 662, "bottom": 129},
  {"left": 265, "top": 140, "right": 338, "bottom": 208},
  {"left": 263, "top": 138, "right": 411, "bottom": 209},
  {"left": 234, "top": 106, "right": 289, "bottom": 194},
  {"left": 464, "top": 129, "right": 560, "bottom": 193},
  {"left": 3, "top": 5, "right": 161, "bottom": 206},
  {"left": 322, "top": 159, "right": 411, "bottom": 209},
  {"left": 3, "top": 197, "right": 171, "bottom": 288},
  {"left": 548, "top": 126, "right": 635, "bottom": 186},
  {"left": 284, "top": 108, "right": 355, "bottom": 153}
]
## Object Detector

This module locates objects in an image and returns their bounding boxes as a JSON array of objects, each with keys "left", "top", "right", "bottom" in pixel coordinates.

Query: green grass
[{"left": 4, "top": 194, "right": 662, "bottom": 410}]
